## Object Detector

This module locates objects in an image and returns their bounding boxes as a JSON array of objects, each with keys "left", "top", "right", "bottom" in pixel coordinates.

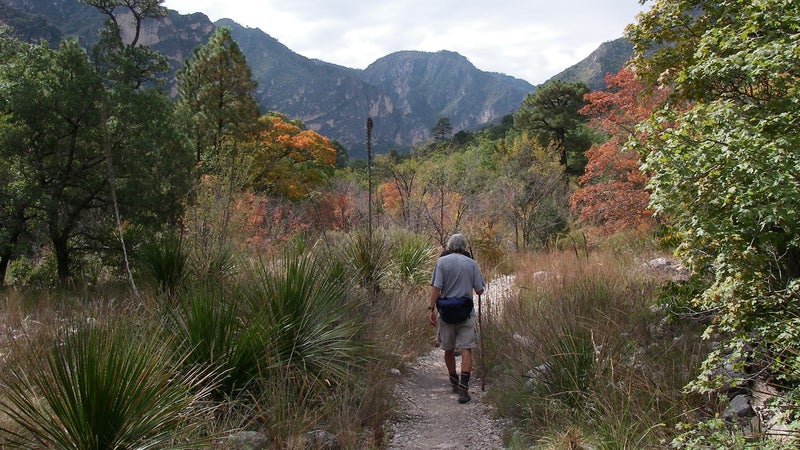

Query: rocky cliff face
[
  {"left": 545, "top": 38, "right": 634, "bottom": 91},
  {"left": 1, "top": 0, "right": 539, "bottom": 157}
]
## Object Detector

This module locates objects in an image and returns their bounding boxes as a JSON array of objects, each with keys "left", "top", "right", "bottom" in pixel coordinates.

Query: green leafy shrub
[
  {"left": 656, "top": 275, "right": 710, "bottom": 324},
  {"left": 671, "top": 418, "right": 747, "bottom": 449},
  {"left": 5, "top": 257, "right": 35, "bottom": 287},
  {"left": 630, "top": 0, "right": 800, "bottom": 425}
]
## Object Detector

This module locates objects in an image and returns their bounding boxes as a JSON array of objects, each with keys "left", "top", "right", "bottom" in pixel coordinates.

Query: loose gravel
[{"left": 385, "top": 348, "right": 507, "bottom": 449}]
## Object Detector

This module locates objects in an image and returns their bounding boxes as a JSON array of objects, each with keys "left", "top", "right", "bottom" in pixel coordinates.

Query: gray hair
[{"left": 445, "top": 234, "right": 468, "bottom": 252}]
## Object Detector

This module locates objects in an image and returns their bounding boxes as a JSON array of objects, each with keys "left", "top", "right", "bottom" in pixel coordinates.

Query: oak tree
[
  {"left": 494, "top": 133, "right": 569, "bottom": 249},
  {"left": 0, "top": 4, "right": 191, "bottom": 282},
  {"left": 249, "top": 114, "right": 336, "bottom": 200}
]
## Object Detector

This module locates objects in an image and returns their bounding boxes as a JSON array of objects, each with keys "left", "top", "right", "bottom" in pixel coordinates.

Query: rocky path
[
  {"left": 385, "top": 275, "right": 514, "bottom": 449},
  {"left": 385, "top": 348, "right": 506, "bottom": 449}
]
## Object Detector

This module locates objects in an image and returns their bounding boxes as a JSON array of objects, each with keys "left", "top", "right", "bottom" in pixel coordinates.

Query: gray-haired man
[{"left": 427, "top": 234, "right": 485, "bottom": 403}]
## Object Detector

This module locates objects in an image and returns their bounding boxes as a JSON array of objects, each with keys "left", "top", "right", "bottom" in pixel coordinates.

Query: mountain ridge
[{"left": 0, "top": 0, "right": 631, "bottom": 157}]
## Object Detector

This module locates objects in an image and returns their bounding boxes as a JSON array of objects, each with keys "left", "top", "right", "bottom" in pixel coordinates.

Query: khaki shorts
[{"left": 437, "top": 315, "right": 477, "bottom": 351}]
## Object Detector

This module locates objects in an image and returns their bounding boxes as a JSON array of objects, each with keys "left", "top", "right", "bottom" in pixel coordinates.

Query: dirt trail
[
  {"left": 385, "top": 348, "right": 506, "bottom": 449},
  {"left": 385, "top": 276, "right": 514, "bottom": 449}
]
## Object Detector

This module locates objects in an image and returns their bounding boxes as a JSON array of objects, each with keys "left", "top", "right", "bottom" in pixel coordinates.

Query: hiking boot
[
  {"left": 449, "top": 374, "right": 459, "bottom": 393},
  {"left": 458, "top": 384, "right": 471, "bottom": 403}
]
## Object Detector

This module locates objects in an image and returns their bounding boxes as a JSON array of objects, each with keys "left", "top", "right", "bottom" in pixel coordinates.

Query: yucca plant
[
  {"left": 390, "top": 230, "right": 436, "bottom": 285},
  {"left": 194, "top": 243, "right": 239, "bottom": 286},
  {"left": 168, "top": 284, "right": 263, "bottom": 397},
  {"left": 138, "top": 233, "right": 189, "bottom": 299},
  {"left": 237, "top": 251, "right": 387, "bottom": 448},
  {"left": 0, "top": 322, "right": 217, "bottom": 449},
  {"left": 247, "top": 252, "right": 368, "bottom": 390},
  {"left": 336, "top": 228, "right": 392, "bottom": 297}
]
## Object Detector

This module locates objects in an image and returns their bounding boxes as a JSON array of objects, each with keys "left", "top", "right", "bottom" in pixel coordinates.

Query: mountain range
[{"left": 0, "top": 0, "right": 633, "bottom": 158}]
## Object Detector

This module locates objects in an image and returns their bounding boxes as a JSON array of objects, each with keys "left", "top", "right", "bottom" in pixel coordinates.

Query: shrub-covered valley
[{"left": 1, "top": 0, "right": 799, "bottom": 448}]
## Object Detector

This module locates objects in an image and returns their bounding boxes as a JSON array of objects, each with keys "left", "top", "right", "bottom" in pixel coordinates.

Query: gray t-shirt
[{"left": 430, "top": 252, "right": 485, "bottom": 299}]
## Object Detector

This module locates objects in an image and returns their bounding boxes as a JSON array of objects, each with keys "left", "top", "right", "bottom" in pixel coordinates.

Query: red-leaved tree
[{"left": 569, "top": 69, "right": 668, "bottom": 238}]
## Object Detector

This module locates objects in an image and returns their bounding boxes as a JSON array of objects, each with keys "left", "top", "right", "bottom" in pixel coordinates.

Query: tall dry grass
[
  {"left": 9, "top": 229, "right": 716, "bottom": 448},
  {"left": 481, "top": 248, "right": 710, "bottom": 448},
  {"left": 0, "top": 228, "right": 441, "bottom": 449}
]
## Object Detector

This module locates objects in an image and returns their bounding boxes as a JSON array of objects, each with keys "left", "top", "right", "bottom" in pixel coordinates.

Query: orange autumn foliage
[
  {"left": 379, "top": 181, "right": 402, "bottom": 214},
  {"left": 580, "top": 69, "right": 666, "bottom": 136},
  {"left": 570, "top": 139, "right": 654, "bottom": 235},
  {"left": 315, "top": 190, "right": 356, "bottom": 231},
  {"left": 250, "top": 115, "right": 336, "bottom": 199},
  {"left": 570, "top": 69, "right": 668, "bottom": 237},
  {"left": 232, "top": 190, "right": 314, "bottom": 252}
]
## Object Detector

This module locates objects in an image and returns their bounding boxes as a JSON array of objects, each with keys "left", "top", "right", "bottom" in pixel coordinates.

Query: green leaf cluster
[
  {"left": 0, "top": 323, "right": 216, "bottom": 449},
  {"left": 629, "top": 0, "right": 800, "bottom": 399}
]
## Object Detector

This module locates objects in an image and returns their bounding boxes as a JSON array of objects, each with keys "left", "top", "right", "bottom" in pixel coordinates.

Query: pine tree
[{"left": 176, "top": 27, "right": 260, "bottom": 171}]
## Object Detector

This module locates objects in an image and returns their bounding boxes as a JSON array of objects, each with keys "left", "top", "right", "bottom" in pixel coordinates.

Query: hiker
[{"left": 427, "top": 233, "right": 485, "bottom": 403}]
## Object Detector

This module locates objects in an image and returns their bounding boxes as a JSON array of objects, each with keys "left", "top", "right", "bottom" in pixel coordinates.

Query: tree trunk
[
  {"left": 0, "top": 253, "right": 10, "bottom": 287},
  {"left": 0, "top": 221, "right": 24, "bottom": 287},
  {"left": 53, "top": 237, "right": 71, "bottom": 281}
]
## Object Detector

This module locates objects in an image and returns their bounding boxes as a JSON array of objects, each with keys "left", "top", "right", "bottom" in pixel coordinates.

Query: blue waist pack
[{"left": 435, "top": 297, "right": 474, "bottom": 324}]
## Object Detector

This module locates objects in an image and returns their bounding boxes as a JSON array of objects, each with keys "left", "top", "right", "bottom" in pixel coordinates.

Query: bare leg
[
  {"left": 460, "top": 348, "right": 472, "bottom": 373},
  {"left": 444, "top": 349, "right": 456, "bottom": 374},
  {"left": 457, "top": 349, "right": 473, "bottom": 403}
]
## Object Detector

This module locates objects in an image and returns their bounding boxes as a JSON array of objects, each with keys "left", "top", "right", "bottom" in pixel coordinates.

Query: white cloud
[{"left": 163, "top": 0, "right": 647, "bottom": 84}]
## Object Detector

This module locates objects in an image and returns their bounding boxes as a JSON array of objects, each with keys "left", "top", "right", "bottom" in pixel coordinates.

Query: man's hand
[{"left": 429, "top": 285, "right": 441, "bottom": 326}]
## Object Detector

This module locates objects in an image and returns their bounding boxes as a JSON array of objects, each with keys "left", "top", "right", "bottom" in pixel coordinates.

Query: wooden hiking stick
[
  {"left": 468, "top": 241, "right": 487, "bottom": 392},
  {"left": 478, "top": 291, "right": 486, "bottom": 391},
  {"left": 467, "top": 241, "right": 487, "bottom": 391}
]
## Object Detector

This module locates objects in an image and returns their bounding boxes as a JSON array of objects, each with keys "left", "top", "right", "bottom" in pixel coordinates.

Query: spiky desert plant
[
  {"left": 168, "top": 284, "right": 263, "bottom": 397},
  {"left": 390, "top": 230, "right": 436, "bottom": 286},
  {"left": 0, "top": 322, "right": 217, "bottom": 449},
  {"left": 194, "top": 243, "right": 239, "bottom": 286},
  {"left": 247, "top": 251, "right": 368, "bottom": 389},
  {"left": 337, "top": 227, "right": 392, "bottom": 297},
  {"left": 138, "top": 233, "right": 189, "bottom": 299},
  {"left": 238, "top": 251, "right": 384, "bottom": 447}
]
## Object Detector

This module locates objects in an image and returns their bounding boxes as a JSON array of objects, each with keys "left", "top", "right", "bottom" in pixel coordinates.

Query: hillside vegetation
[{"left": 1, "top": 0, "right": 799, "bottom": 448}]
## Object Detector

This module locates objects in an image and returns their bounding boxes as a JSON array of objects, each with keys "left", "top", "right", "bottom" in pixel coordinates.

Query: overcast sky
[{"left": 162, "top": 1, "right": 649, "bottom": 85}]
